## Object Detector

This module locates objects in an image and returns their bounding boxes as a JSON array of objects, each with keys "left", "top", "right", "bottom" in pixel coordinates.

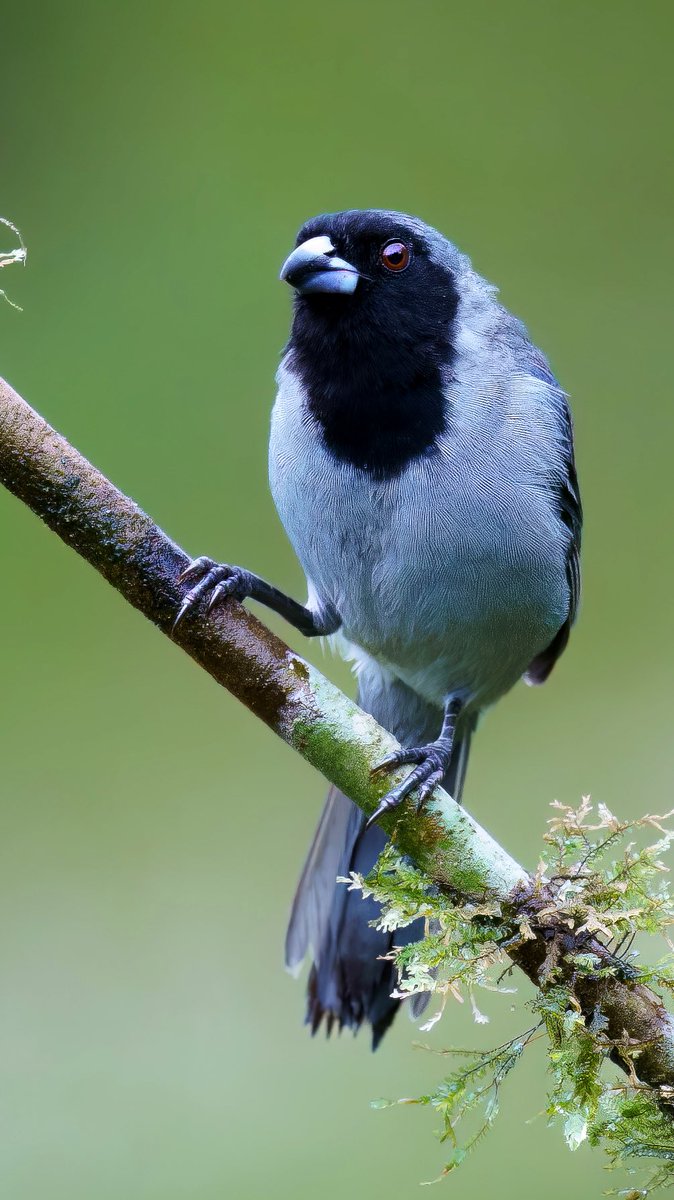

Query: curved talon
[
  {"left": 366, "top": 738, "right": 454, "bottom": 829},
  {"left": 371, "top": 745, "right": 428, "bottom": 776},
  {"left": 365, "top": 763, "right": 426, "bottom": 829},
  {"left": 178, "top": 555, "right": 216, "bottom": 585},
  {"left": 415, "top": 770, "right": 445, "bottom": 813},
  {"left": 172, "top": 598, "right": 192, "bottom": 631},
  {"left": 365, "top": 796, "right": 400, "bottom": 830},
  {"left": 173, "top": 572, "right": 219, "bottom": 631},
  {"left": 173, "top": 558, "right": 248, "bottom": 632},
  {"left": 207, "top": 579, "right": 238, "bottom": 610}
]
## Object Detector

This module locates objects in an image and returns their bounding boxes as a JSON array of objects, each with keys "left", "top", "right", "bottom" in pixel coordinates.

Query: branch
[{"left": 1, "top": 374, "right": 674, "bottom": 1098}]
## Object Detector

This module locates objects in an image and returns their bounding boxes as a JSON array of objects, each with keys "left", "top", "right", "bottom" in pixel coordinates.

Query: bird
[{"left": 174, "top": 209, "right": 582, "bottom": 1048}]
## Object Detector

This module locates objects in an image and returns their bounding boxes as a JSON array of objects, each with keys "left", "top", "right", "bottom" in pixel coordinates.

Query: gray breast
[{"left": 269, "top": 364, "right": 570, "bottom": 709}]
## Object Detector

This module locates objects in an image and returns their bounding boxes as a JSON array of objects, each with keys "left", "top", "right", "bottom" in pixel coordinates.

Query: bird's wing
[{"left": 522, "top": 349, "right": 582, "bottom": 685}]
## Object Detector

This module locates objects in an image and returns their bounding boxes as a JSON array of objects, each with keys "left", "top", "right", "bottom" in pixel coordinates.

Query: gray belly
[
  {"left": 269, "top": 405, "right": 569, "bottom": 710},
  {"left": 333, "top": 532, "right": 565, "bottom": 708}
]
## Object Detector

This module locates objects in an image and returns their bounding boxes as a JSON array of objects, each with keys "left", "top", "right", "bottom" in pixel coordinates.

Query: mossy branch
[{"left": 1, "top": 373, "right": 674, "bottom": 1115}]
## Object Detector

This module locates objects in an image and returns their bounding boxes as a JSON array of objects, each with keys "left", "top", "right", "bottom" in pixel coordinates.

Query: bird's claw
[
  {"left": 173, "top": 556, "right": 249, "bottom": 631},
  {"left": 207, "top": 579, "right": 241, "bottom": 611},
  {"left": 370, "top": 745, "right": 429, "bottom": 775},
  {"left": 178, "top": 555, "right": 216, "bottom": 585},
  {"left": 366, "top": 741, "right": 452, "bottom": 829}
]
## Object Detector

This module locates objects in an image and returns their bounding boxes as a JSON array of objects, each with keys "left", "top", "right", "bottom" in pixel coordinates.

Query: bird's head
[
  {"left": 280, "top": 209, "right": 461, "bottom": 353},
  {"left": 278, "top": 210, "right": 470, "bottom": 475}
]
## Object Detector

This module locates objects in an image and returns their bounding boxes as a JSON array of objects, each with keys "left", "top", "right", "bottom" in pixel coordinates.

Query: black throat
[{"left": 287, "top": 293, "right": 457, "bottom": 478}]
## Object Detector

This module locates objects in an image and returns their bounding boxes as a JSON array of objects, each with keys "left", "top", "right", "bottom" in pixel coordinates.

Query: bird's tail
[{"left": 285, "top": 671, "right": 475, "bottom": 1048}]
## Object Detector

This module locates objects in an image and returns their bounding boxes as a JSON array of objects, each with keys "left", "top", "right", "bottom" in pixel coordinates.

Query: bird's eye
[{"left": 380, "top": 240, "right": 411, "bottom": 272}]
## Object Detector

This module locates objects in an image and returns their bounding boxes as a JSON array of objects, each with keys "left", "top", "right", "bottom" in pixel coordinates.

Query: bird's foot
[
  {"left": 173, "top": 556, "right": 251, "bottom": 630},
  {"left": 366, "top": 738, "right": 454, "bottom": 829}
]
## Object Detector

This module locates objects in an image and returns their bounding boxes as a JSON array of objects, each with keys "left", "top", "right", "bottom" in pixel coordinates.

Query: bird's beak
[{"left": 279, "top": 235, "right": 360, "bottom": 296}]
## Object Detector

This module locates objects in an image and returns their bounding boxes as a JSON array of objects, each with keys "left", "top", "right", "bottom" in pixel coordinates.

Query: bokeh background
[{"left": 1, "top": 2, "right": 672, "bottom": 1196}]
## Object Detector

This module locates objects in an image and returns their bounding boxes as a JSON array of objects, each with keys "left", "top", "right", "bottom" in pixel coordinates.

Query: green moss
[
  {"left": 289, "top": 692, "right": 522, "bottom": 898},
  {"left": 363, "top": 801, "right": 674, "bottom": 1193}
]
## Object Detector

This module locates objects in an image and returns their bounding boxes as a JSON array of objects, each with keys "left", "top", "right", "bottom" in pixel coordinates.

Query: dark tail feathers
[{"left": 285, "top": 681, "right": 474, "bottom": 1049}]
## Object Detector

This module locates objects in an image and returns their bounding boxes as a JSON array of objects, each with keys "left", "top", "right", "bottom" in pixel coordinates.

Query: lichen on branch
[{"left": 364, "top": 799, "right": 674, "bottom": 1191}]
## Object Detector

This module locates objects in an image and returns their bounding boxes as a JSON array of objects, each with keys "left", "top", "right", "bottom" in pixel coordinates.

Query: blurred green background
[{"left": 1, "top": 2, "right": 672, "bottom": 1196}]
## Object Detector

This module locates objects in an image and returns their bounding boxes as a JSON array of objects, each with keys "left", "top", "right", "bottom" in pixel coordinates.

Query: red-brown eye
[{"left": 380, "top": 240, "right": 411, "bottom": 272}]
